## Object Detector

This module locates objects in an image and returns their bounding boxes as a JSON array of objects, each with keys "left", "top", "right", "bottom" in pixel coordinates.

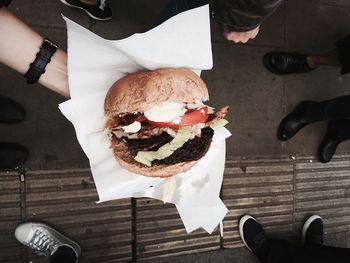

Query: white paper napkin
[{"left": 59, "top": 5, "right": 230, "bottom": 234}]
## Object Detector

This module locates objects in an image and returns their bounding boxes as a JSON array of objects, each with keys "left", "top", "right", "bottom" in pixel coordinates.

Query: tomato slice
[{"left": 147, "top": 107, "right": 208, "bottom": 128}]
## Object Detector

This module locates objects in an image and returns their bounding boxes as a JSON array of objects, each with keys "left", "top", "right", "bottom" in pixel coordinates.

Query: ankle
[{"left": 51, "top": 245, "right": 78, "bottom": 261}]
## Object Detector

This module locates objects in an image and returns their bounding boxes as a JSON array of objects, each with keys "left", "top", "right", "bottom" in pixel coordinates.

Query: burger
[{"left": 104, "top": 68, "right": 229, "bottom": 177}]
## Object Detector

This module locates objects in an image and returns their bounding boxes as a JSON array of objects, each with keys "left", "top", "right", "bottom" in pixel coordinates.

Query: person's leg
[
  {"left": 246, "top": 237, "right": 350, "bottom": 263},
  {"left": 335, "top": 34, "right": 350, "bottom": 74},
  {"left": 307, "top": 49, "right": 341, "bottom": 68},
  {"left": 318, "top": 119, "right": 350, "bottom": 162},
  {"left": 277, "top": 95, "right": 350, "bottom": 141},
  {"left": 152, "top": 0, "right": 208, "bottom": 28},
  {"left": 294, "top": 244, "right": 350, "bottom": 263},
  {"left": 297, "top": 214, "right": 350, "bottom": 263},
  {"left": 263, "top": 34, "right": 350, "bottom": 75},
  {"left": 15, "top": 222, "right": 80, "bottom": 262},
  {"left": 50, "top": 246, "right": 77, "bottom": 263},
  {"left": 240, "top": 214, "right": 350, "bottom": 263},
  {"left": 239, "top": 215, "right": 297, "bottom": 263},
  {"left": 306, "top": 95, "right": 350, "bottom": 121},
  {"left": 260, "top": 239, "right": 297, "bottom": 263}
]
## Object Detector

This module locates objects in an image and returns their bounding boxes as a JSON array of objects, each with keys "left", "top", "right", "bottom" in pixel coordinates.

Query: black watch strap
[{"left": 24, "top": 39, "right": 58, "bottom": 84}]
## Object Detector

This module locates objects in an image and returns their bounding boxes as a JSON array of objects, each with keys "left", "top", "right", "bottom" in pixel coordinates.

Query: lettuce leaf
[
  {"left": 134, "top": 126, "right": 192, "bottom": 166},
  {"left": 210, "top": 119, "right": 228, "bottom": 130}
]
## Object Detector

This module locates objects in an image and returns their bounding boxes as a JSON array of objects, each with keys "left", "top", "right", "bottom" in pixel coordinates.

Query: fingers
[
  {"left": 223, "top": 32, "right": 250, "bottom": 43},
  {"left": 223, "top": 26, "right": 260, "bottom": 43},
  {"left": 250, "top": 26, "right": 260, "bottom": 39}
]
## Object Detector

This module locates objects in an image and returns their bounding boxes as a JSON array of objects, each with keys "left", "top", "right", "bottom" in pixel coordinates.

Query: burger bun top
[{"left": 104, "top": 68, "right": 209, "bottom": 117}]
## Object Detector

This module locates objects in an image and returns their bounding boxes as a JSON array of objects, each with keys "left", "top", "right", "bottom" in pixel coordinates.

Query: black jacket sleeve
[
  {"left": 0, "top": 0, "right": 11, "bottom": 8},
  {"left": 210, "top": 0, "right": 283, "bottom": 32}
]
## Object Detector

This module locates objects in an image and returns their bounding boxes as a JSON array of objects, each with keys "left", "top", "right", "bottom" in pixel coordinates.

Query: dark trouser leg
[
  {"left": 302, "top": 34, "right": 350, "bottom": 121},
  {"left": 151, "top": 0, "right": 208, "bottom": 28},
  {"left": 50, "top": 246, "right": 77, "bottom": 263},
  {"left": 257, "top": 239, "right": 296, "bottom": 263},
  {"left": 317, "top": 119, "right": 350, "bottom": 162},
  {"left": 260, "top": 239, "right": 350, "bottom": 263},
  {"left": 295, "top": 245, "right": 350, "bottom": 263},
  {"left": 302, "top": 95, "right": 350, "bottom": 123},
  {"left": 336, "top": 34, "right": 350, "bottom": 74},
  {"left": 327, "top": 119, "right": 350, "bottom": 139}
]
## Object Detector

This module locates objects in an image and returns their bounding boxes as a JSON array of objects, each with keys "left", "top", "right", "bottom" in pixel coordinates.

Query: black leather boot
[
  {"left": 277, "top": 101, "right": 318, "bottom": 141},
  {"left": 318, "top": 120, "right": 350, "bottom": 163},
  {"left": 0, "top": 96, "right": 25, "bottom": 124},
  {"left": 318, "top": 136, "right": 340, "bottom": 163},
  {"left": 0, "top": 143, "right": 28, "bottom": 169}
]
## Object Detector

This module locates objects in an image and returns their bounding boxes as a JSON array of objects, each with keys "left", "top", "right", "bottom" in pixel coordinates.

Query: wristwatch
[{"left": 24, "top": 38, "right": 58, "bottom": 84}]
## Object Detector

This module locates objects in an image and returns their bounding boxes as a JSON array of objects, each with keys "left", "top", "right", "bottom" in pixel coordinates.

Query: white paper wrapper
[{"left": 59, "top": 5, "right": 230, "bottom": 234}]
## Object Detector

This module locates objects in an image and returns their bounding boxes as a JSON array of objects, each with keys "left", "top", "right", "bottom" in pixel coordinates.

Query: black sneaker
[
  {"left": 0, "top": 96, "right": 25, "bottom": 124},
  {"left": 60, "top": 0, "right": 112, "bottom": 21},
  {"left": 0, "top": 143, "right": 28, "bottom": 169},
  {"left": 302, "top": 215, "right": 324, "bottom": 247},
  {"left": 239, "top": 215, "right": 268, "bottom": 257},
  {"left": 263, "top": 52, "right": 315, "bottom": 75}
]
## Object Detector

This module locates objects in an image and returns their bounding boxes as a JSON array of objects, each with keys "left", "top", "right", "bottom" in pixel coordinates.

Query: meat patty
[
  {"left": 153, "top": 127, "right": 214, "bottom": 165},
  {"left": 119, "top": 127, "right": 214, "bottom": 166},
  {"left": 126, "top": 132, "right": 173, "bottom": 154}
]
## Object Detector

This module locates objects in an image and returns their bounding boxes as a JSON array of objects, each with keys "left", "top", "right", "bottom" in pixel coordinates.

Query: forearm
[{"left": 0, "top": 8, "right": 70, "bottom": 98}]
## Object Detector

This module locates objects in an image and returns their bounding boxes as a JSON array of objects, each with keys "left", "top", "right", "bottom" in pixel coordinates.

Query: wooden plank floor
[{"left": 1, "top": 156, "right": 350, "bottom": 262}]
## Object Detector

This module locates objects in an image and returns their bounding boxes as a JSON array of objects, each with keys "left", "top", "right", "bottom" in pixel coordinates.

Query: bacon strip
[
  {"left": 205, "top": 106, "right": 229, "bottom": 128},
  {"left": 125, "top": 133, "right": 173, "bottom": 153}
]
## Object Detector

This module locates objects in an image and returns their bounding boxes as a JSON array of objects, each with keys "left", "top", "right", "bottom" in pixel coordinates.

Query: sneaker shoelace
[
  {"left": 27, "top": 228, "right": 59, "bottom": 257},
  {"left": 99, "top": 0, "right": 106, "bottom": 10},
  {"left": 312, "top": 231, "right": 324, "bottom": 246}
]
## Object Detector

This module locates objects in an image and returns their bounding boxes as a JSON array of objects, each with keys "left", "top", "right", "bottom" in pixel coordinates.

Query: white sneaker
[{"left": 15, "top": 222, "right": 81, "bottom": 259}]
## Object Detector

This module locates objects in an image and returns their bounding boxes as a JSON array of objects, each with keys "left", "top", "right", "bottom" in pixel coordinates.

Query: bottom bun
[{"left": 111, "top": 138, "right": 197, "bottom": 177}]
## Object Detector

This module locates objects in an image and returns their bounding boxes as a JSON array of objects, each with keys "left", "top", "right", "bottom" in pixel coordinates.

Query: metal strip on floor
[
  {"left": 0, "top": 171, "right": 21, "bottom": 263},
  {"left": 222, "top": 159, "right": 295, "bottom": 248}
]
